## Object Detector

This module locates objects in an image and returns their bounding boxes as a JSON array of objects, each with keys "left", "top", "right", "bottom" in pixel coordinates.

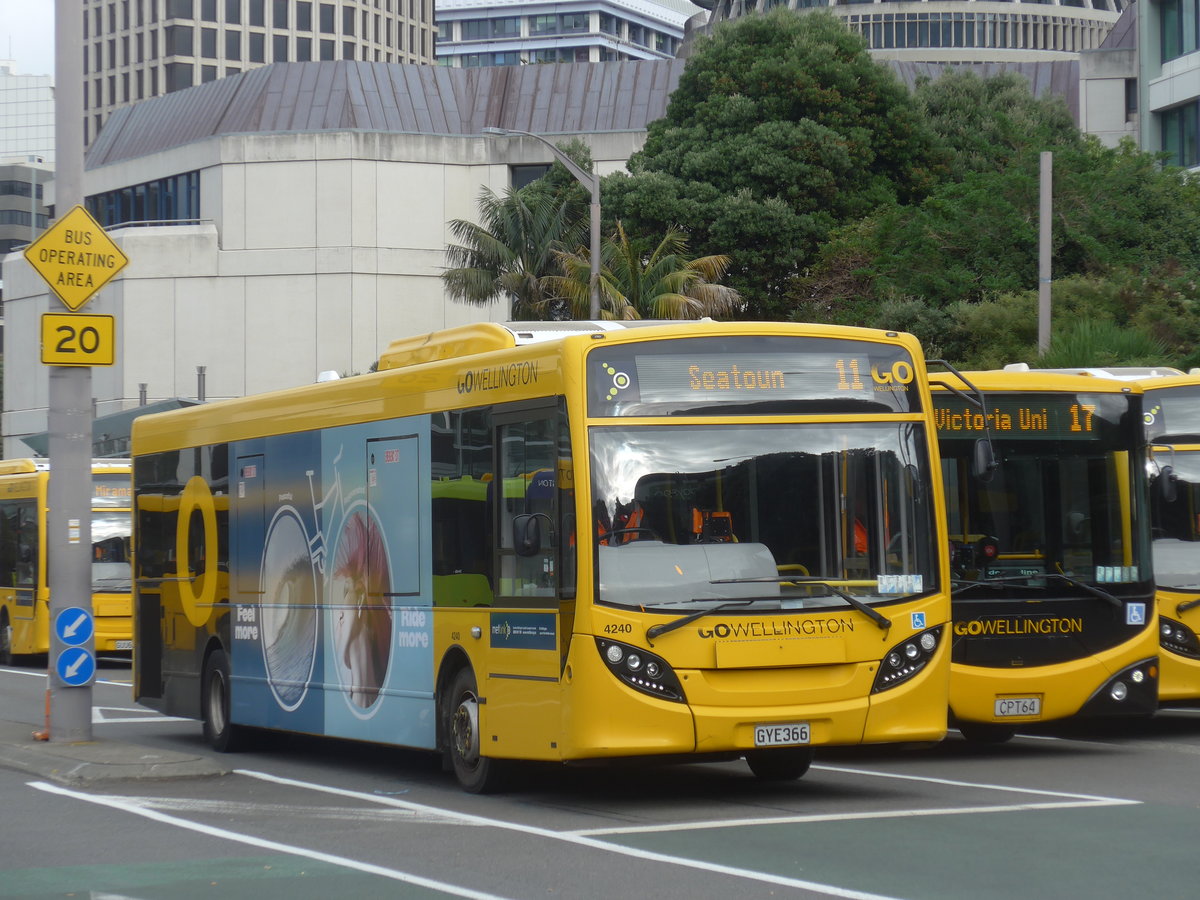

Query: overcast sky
[{"left": 0, "top": 1, "right": 55, "bottom": 77}]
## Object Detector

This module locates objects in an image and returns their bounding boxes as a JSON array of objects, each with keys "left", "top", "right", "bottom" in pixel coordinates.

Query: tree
[
  {"left": 547, "top": 223, "right": 743, "bottom": 320},
  {"left": 602, "top": 10, "right": 949, "bottom": 318},
  {"left": 442, "top": 185, "right": 585, "bottom": 319}
]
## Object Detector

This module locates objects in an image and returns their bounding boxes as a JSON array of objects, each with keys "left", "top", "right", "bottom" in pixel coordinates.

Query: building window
[
  {"left": 461, "top": 19, "right": 488, "bottom": 40},
  {"left": 226, "top": 30, "right": 242, "bottom": 59},
  {"left": 492, "top": 17, "right": 519, "bottom": 38},
  {"left": 1161, "top": 102, "right": 1199, "bottom": 167},
  {"left": 201, "top": 64, "right": 218, "bottom": 82},
  {"left": 87, "top": 170, "right": 201, "bottom": 227},
  {"left": 511, "top": 164, "right": 550, "bottom": 188},
  {"left": 320, "top": 3, "right": 335, "bottom": 32},
  {"left": 167, "top": 0, "right": 196, "bottom": 17},
  {"left": 226, "top": 0, "right": 241, "bottom": 24},
  {"left": 167, "top": 25, "right": 194, "bottom": 55},
  {"left": 250, "top": 32, "right": 266, "bottom": 61},
  {"left": 344, "top": 5, "right": 356, "bottom": 34},
  {"left": 201, "top": 0, "right": 217, "bottom": 21},
  {"left": 1161, "top": 0, "right": 1200, "bottom": 63},
  {"left": 494, "top": 51, "right": 519, "bottom": 65},
  {"left": 599, "top": 13, "right": 618, "bottom": 35},
  {"left": 297, "top": 1, "right": 313, "bottom": 31},
  {"left": 320, "top": 38, "right": 335, "bottom": 59},
  {"left": 273, "top": 33, "right": 289, "bottom": 60},
  {"left": 165, "top": 62, "right": 194, "bottom": 93},
  {"left": 437, "top": 21, "right": 451, "bottom": 40},
  {"left": 561, "top": 13, "right": 588, "bottom": 33},
  {"left": 273, "top": 0, "right": 288, "bottom": 27},
  {"left": 297, "top": 37, "right": 312, "bottom": 60},
  {"left": 530, "top": 14, "right": 559, "bottom": 35},
  {"left": 201, "top": 27, "right": 217, "bottom": 56},
  {"left": 250, "top": 0, "right": 265, "bottom": 26},
  {"left": 343, "top": 40, "right": 356, "bottom": 58}
]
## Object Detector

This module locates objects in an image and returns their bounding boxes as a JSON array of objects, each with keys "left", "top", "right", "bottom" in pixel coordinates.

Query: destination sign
[
  {"left": 933, "top": 393, "right": 1124, "bottom": 441},
  {"left": 588, "top": 336, "right": 920, "bottom": 416}
]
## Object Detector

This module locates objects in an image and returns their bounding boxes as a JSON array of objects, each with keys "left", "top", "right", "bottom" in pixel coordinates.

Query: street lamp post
[{"left": 483, "top": 127, "right": 601, "bottom": 320}]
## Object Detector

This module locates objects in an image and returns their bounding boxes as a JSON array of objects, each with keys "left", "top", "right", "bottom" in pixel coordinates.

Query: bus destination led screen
[
  {"left": 587, "top": 337, "right": 920, "bottom": 416},
  {"left": 933, "top": 394, "right": 1120, "bottom": 441}
]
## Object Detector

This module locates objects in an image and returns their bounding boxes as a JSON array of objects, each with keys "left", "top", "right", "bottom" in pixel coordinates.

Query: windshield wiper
[
  {"left": 951, "top": 572, "right": 1122, "bottom": 608},
  {"left": 646, "top": 598, "right": 764, "bottom": 640},
  {"left": 711, "top": 576, "right": 892, "bottom": 630},
  {"left": 1177, "top": 597, "right": 1200, "bottom": 615}
]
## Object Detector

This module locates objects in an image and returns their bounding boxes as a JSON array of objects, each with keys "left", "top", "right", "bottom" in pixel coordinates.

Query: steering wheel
[{"left": 602, "top": 527, "right": 662, "bottom": 544}]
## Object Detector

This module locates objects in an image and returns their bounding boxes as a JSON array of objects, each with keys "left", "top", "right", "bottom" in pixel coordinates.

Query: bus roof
[
  {"left": 0, "top": 458, "right": 130, "bottom": 476},
  {"left": 1002, "top": 363, "right": 1184, "bottom": 380},
  {"left": 930, "top": 369, "right": 1144, "bottom": 395}
]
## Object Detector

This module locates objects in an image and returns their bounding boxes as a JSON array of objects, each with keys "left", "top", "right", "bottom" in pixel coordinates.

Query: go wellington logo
[{"left": 457, "top": 361, "right": 540, "bottom": 394}]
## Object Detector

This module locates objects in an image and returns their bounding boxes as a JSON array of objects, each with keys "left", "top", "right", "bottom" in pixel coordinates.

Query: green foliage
[
  {"left": 547, "top": 223, "right": 743, "bottom": 320},
  {"left": 602, "top": 9, "right": 948, "bottom": 318},
  {"left": 442, "top": 185, "right": 584, "bottom": 318},
  {"left": 1037, "top": 319, "right": 1171, "bottom": 368}
]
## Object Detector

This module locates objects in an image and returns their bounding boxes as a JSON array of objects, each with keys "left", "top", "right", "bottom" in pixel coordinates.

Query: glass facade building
[{"left": 434, "top": 0, "right": 699, "bottom": 66}]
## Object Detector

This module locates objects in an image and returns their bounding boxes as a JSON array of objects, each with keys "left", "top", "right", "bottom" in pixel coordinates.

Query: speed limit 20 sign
[{"left": 41, "top": 313, "right": 115, "bottom": 367}]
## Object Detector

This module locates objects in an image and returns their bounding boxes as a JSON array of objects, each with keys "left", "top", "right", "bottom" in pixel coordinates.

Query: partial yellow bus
[
  {"left": 1131, "top": 373, "right": 1200, "bottom": 703},
  {"left": 0, "top": 458, "right": 134, "bottom": 665},
  {"left": 132, "top": 320, "right": 952, "bottom": 791},
  {"left": 929, "top": 371, "right": 1158, "bottom": 741}
]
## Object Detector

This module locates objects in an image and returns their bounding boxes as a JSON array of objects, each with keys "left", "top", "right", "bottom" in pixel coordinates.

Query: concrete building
[
  {"left": 433, "top": 0, "right": 702, "bottom": 66},
  {"left": 1078, "top": 5, "right": 1137, "bottom": 148},
  {"left": 80, "top": 0, "right": 437, "bottom": 146},
  {"left": 702, "top": 0, "right": 1129, "bottom": 62},
  {"left": 1, "top": 58, "right": 684, "bottom": 456}
]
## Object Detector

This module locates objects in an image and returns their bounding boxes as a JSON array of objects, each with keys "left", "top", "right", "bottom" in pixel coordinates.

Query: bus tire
[
  {"left": 745, "top": 748, "right": 813, "bottom": 781},
  {"left": 957, "top": 722, "right": 1016, "bottom": 744},
  {"left": 202, "top": 648, "right": 248, "bottom": 753},
  {"left": 0, "top": 612, "right": 12, "bottom": 667},
  {"left": 443, "top": 667, "right": 508, "bottom": 794}
]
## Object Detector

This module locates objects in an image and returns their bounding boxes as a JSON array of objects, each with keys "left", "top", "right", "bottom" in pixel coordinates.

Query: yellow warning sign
[
  {"left": 41, "top": 313, "right": 116, "bottom": 367},
  {"left": 24, "top": 205, "right": 129, "bottom": 311}
]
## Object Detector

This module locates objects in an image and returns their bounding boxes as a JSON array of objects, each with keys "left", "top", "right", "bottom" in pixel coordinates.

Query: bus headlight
[
  {"left": 1159, "top": 616, "right": 1200, "bottom": 660},
  {"left": 595, "top": 638, "right": 685, "bottom": 703},
  {"left": 872, "top": 626, "right": 943, "bottom": 693}
]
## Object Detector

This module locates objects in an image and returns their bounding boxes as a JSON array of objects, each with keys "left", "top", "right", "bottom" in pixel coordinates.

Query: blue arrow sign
[
  {"left": 55, "top": 607, "right": 94, "bottom": 647},
  {"left": 56, "top": 647, "right": 95, "bottom": 686}
]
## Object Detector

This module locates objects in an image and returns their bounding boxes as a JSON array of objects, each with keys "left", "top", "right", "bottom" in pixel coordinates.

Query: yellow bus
[
  {"left": 132, "top": 320, "right": 951, "bottom": 791},
  {"left": 1131, "top": 373, "right": 1200, "bottom": 703},
  {"left": 0, "top": 458, "right": 134, "bottom": 665},
  {"left": 929, "top": 370, "right": 1159, "bottom": 741}
]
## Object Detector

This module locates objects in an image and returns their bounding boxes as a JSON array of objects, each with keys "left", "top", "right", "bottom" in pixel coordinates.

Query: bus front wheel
[
  {"left": 745, "top": 748, "right": 813, "bottom": 781},
  {"left": 444, "top": 667, "right": 508, "bottom": 793},
  {"left": 202, "top": 648, "right": 248, "bottom": 752}
]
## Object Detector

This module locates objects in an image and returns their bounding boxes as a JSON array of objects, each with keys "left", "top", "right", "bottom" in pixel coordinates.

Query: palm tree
[
  {"left": 548, "top": 223, "right": 743, "bottom": 320},
  {"left": 443, "top": 186, "right": 585, "bottom": 319}
]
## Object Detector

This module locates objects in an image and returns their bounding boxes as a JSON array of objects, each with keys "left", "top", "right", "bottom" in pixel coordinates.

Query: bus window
[{"left": 498, "top": 416, "right": 560, "bottom": 600}]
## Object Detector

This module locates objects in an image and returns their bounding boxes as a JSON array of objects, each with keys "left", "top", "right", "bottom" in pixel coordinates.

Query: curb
[{"left": 0, "top": 718, "right": 230, "bottom": 785}]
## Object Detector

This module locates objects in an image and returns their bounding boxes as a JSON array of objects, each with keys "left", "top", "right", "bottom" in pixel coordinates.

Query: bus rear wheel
[
  {"left": 745, "top": 748, "right": 813, "bottom": 781},
  {"left": 202, "top": 648, "right": 248, "bottom": 752},
  {"left": 0, "top": 613, "right": 12, "bottom": 667},
  {"left": 444, "top": 667, "right": 508, "bottom": 794}
]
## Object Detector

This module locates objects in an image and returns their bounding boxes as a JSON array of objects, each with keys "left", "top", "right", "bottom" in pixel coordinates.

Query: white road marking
[
  {"left": 235, "top": 769, "right": 908, "bottom": 900},
  {"left": 26, "top": 780, "right": 513, "bottom": 900},
  {"left": 811, "top": 764, "right": 1138, "bottom": 802}
]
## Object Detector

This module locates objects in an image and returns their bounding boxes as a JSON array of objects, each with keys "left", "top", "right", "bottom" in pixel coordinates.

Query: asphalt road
[{"left": 3, "top": 658, "right": 1200, "bottom": 900}]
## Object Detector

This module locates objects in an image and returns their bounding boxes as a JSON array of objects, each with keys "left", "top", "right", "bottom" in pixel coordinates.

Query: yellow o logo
[{"left": 176, "top": 475, "right": 218, "bottom": 627}]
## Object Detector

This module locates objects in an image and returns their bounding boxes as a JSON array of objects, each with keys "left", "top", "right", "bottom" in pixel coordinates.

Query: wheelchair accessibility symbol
[{"left": 1126, "top": 603, "right": 1146, "bottom": 626}]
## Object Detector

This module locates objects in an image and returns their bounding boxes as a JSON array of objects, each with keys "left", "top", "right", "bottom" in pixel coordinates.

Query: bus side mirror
[
  {"left": 513, "top": 514, "right": 542, "bottom": 557},
  {"left": 972, "top": 440, "right": 998, "bottom": 482},
  {"left": 1159, "top": 465, "right": 1179, "bottom": 504}
]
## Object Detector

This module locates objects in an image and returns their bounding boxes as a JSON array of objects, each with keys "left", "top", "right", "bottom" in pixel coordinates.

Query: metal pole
[
  {"left": 1038, "top": 151, "right": 1052, "bottom": 355},
  {"left": 47, "top": 0, "right": 94, "bottom": 742},
  {"left": 482, "top": 127, "right": 602, "bottom": 320},
  {"left": 197, "top": 366, "right": 207, "bottom": 402}
]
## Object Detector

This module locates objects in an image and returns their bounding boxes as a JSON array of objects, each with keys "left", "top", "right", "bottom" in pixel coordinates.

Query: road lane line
[
  {"left": 236, "top": 769, "right": 906, "bottom": 900},
  {"left": 26, "top": 780, "right": 514, "bottom": 900},
  {"left": 812, "top": 764, "right": 1137, "bottom": 802},
  {"left": 573, "top": 798, "right": 1139, "bottom": 836}
]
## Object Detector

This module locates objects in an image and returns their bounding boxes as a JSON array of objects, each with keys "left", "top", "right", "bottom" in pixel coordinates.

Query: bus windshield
[
  {"left": 939, "top": 392, "right": 1151, "bottom": 595},
  {"left": 589, "top": 422, "right": 938, "bottom": 613},
  {"left": 1150, "top": 448, "right": 1200, "bottom": 590},
  {"left": 92, "top": 509, "right": 132, "bottom": 591}
]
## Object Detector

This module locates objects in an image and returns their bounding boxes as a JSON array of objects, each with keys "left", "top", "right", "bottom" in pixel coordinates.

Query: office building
[
  {"left": 81, "top": 0, "right": 437, "bottom": 146},
  {"left": 0, "top": 61, "right": 55, "bottom": 164},
  {"left": 434, "top": 0, "right": 702, "bottom": 66}
]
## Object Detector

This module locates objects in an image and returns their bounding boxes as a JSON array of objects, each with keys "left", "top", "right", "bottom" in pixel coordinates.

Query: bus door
[
  {"left": 488, "top": 402, "right": 573, "bottom": 757},
  {"left": 12, "top": 501, "right": 38, "bottom": 625}
]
